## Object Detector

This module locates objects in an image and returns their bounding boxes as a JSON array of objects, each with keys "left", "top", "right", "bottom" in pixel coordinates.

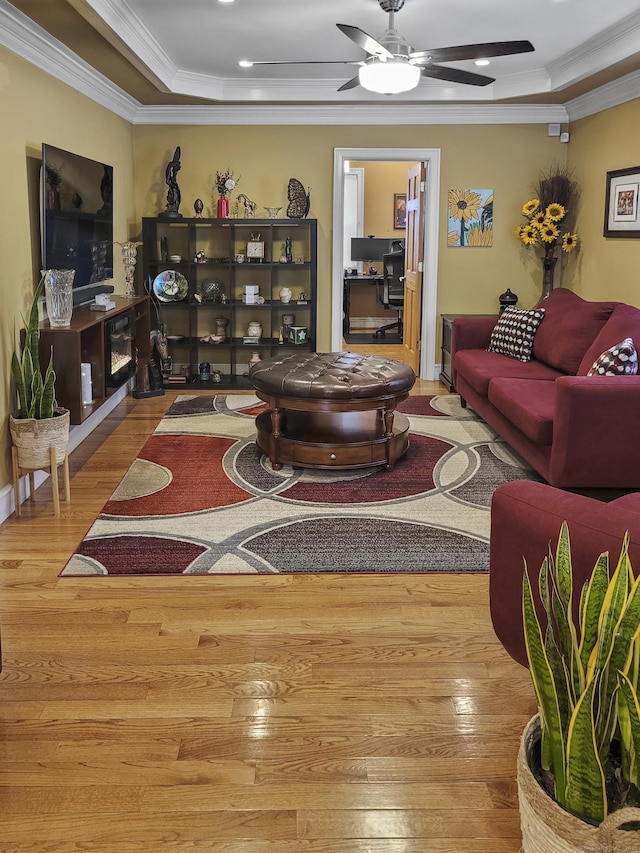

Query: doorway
[{"left": 332, "top": 147, "right": 441, "bottom": 380}]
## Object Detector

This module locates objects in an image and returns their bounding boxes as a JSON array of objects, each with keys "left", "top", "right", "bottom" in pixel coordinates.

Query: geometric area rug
[{"left": 60, "top": 394, "right": 540, "bottom": 577}]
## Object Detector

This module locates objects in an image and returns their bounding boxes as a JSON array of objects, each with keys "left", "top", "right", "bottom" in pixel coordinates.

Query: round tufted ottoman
[{"left": 249, "top": 352, "right": 416, "bottom": 471}]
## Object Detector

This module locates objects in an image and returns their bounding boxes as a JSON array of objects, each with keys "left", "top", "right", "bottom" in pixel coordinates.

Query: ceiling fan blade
[
  {"left": 336, "top": 23, "right": 394, "bottom": 59},
  {"left": 338, "top": 75, "right": 361, "bottom": 92},
  {"left": 242, "top": 60, "right": 362, "bottom": 66},
  {"left": 420, "top": 64, "right": 495, "bottom": 86},
  {"left": 410, "top": 40, "right": 534, "bottom": 65}
]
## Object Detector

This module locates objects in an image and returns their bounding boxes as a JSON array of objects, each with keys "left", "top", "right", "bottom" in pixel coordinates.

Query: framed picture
[
  {"left": 604, "top": 167, "right": 640, "bottom": 237},
  {"left": 394, "top": 193, "right": 406, "bottom": 229}
]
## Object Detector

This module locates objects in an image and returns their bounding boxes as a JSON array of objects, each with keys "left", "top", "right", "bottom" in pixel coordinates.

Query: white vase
[
  {"left": 279, "top": 287, "right": 292, "bottom": 304},
  {"left": 247, "top": 321, "right": 262, "bottom": 338}
]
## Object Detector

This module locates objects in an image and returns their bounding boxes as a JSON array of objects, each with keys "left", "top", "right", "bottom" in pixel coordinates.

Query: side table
[{"left": 440, "top": 313, "right": 497, "bottom": 391}]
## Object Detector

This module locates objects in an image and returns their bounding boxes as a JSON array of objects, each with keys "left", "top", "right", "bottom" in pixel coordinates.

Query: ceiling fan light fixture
[{"left": 358, "top": 58, "right": 421, "bottom": 94}]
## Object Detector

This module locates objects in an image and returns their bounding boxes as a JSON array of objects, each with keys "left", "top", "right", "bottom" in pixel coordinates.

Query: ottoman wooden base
[{"left": 255, "top": 406, "right": 410, "bottom": 470}]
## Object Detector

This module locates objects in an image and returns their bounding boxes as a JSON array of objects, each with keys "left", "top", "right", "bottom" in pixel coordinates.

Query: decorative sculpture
[
  {"left": 237, "top": 193, "right": 258, "bottom": 218},
  {"left": 158, "top": 146, "right": 183, "bottom": 220},
  {"left": 286, "top": 178, "right": 311, "bottom": 219},
  {"left": 114, "top": 240, "right": 143, "bottom": 299}
]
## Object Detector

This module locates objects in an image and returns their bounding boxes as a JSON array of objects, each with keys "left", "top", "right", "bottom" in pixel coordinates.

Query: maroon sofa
[
  {"left": 451, "top": 288, "right": 640, "bottom": 488},
  {"left": 490, "top": 480, "right": 640, "bottom": 667}
]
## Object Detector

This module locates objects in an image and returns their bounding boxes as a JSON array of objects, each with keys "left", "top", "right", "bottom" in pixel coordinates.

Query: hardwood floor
[{"left": 0, "top": 378, "right": 536, "bottom": 851}]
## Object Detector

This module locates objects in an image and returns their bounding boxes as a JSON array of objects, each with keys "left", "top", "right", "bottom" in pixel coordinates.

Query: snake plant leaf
[
  {"left": 523, "top": 566, "right": 567, "bottom": 799},
  {"left": 40, "top": 353, "right": 56, "bottom": 420},
  {"left": 617, "top": 671, "right": 640, "bottom": 786},
  {"left": 539, "top": 553, "right": 551, "bottom": 614},
  {"left": 545, "top": 624, "right": 571, "bottom": 734},
  {"left": 606, "top": 567, "right": 640, "bottom": 705},
  {"left": 579, "top": 554, "right": 609, "bottom": 674},
  {"left": 29, "top": 369, "right": 43, "bottom": 419},
  {"left": 565, "top": 676, "right": 607, "bottom": 823},
  {"left": 26, "top": 274, "right": 44, "bottom": 370},
  {"left": 10, "top": 351, "right": 27, "bottom": 415},
  {"left": 555, "top": 521, "right": 573, "bottom": 609},
  {"left": 590, "top": 541, "right": 632, "bottom": 682}
]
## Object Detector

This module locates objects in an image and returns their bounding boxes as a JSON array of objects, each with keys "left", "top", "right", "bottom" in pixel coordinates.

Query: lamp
[{"left": 358, "top": 58, "right": 421, "bottom": 95}]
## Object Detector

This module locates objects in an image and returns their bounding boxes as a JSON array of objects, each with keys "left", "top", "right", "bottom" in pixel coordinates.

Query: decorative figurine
[
  {"left": 159, "top": 146, "right": 183, "bottom": 220},
  {"left": 286, "top": 178, "right": 311, "bottom": 219},
  {"left": 114, "top": 240, "right": 143, "bottom": 299},
  {"left": 194, "top": 198, "right": 204, "bottom": 218},
  {"left": 285, "top": 237, "right": 293, "bottom": 264},
  {"left": 237, "top": 193, "right": 258, "bottom": 218}
]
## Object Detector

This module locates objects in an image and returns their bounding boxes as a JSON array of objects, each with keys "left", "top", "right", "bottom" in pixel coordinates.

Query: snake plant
[
  {"left": 523, "top": 522, "right": 640, "bottom": 823},
  {"left": 10, "top": 274, "right": 57, "bottom": 420}
]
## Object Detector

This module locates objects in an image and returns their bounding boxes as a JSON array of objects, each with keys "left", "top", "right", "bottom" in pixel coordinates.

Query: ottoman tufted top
[{"left": 250, "top": 351, "right": 416, "bottom": 400}]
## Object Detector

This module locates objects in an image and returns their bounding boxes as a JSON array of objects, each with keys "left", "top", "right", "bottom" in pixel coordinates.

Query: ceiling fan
[{"left": 239, "top": 0, "right": 534, "bottom": 95}]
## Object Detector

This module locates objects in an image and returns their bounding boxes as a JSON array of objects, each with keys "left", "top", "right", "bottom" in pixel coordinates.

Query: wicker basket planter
[
  {"left": 9, "top": 407, "right": 70, "bottom": 470},
  {"left": 518, "top": 715, "right": 640, "bottom": 853}
]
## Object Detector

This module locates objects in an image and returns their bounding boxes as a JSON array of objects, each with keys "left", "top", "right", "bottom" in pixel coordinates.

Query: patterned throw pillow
[
  {"left": 488, "top": 307, "right": 546, "bottom": 362},
  {"left": 587, "top": 337, "right": 638, "bottom": 376}
]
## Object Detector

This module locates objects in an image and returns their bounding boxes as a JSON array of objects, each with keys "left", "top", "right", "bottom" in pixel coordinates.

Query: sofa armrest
[
  {"left": 451, "top": 316, "right": 497, "bottom": 353},
  {"left": 490, "top": 481, "right": 640, "bottom": 666},
  {"left": 451, "top": 317, "right": 497, "bottom": 389},
  {"left": 550, "top": 375, "right": 640, "bottom": 487}
]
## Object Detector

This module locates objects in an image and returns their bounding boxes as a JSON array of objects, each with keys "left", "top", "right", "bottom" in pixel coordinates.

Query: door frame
[{"left": 332, "top": 147, "right": 441, "bottom": 380}]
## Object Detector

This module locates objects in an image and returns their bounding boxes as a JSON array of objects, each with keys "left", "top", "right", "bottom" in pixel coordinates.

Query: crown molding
[
  {"left": 0, "top": 0, "right": 139, "bottom": 122},
  {"left": 566, "top": 69, "right": 640, "bottom": 121},
  {"left": 132, "top": 102, "right": 569, "bottom": 126},
  {"left": 548, "top": 10, "right": 640, "bottom": 91},
  {"left": 1, "top": 0, "right": 639, "bottom": 128}
]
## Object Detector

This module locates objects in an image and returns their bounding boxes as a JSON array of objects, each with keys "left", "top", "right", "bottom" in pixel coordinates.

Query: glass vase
[
  {"left": 541, "top": 257, "right": 557, "bottom": 301},
  {"left": 217, "top": 196, "right": 229, "bottom": 218},
  {"left": 42, "top": 268, "right": 75, "bottom": 328}
]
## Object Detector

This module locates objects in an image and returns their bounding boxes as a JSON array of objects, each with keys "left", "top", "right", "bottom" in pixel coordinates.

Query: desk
[{"left": 343, "top": 276, "right": 383, "bottom": 335}]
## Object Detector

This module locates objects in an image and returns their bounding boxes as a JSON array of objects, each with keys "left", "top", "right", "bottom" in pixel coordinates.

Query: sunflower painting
[{"left": 448, "top": 188, "right": 493, "bottom": 247}]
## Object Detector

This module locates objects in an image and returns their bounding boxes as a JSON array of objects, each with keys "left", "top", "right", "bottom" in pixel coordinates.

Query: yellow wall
[
  {"left": 0, "top": 45, "right": 135, "bottom": 489},
  {"left": 133, "top": 123, "right": 564, "bottom": 350},
  {"left": 567, "top": 99, "right": 640, "bottom": 305}
]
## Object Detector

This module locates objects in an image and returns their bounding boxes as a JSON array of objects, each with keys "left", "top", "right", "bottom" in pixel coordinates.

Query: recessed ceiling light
[
  {"left": 475, "top": 59, "right": 490, "bottom": 67},
  {"left": 219, "top": 0, "right": 235, "bottom": 4},
  {"left": 239, "top": 60, "right": 253, "bottom": 67}
]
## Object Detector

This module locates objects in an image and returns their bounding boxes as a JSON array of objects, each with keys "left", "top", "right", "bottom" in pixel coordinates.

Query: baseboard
[
  {"left": 349, "top": 316, "right": 389, "bottom": 330},
  {"left": 0, "top": 382, "right": 131, "bottom": 526}
]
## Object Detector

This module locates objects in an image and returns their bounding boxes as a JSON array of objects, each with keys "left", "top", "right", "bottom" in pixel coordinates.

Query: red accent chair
[{"left": 489, "top": 480, "right": 640, "bottom": 667}]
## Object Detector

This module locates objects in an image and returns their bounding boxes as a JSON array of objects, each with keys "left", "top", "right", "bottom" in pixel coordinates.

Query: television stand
[{"left": 38, "top": 296, "right": 150, "bottom": 424}]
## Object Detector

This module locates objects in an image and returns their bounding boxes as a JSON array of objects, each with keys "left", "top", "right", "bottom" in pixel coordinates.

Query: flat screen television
[{"left": 41, "top": 143, "right": 114, "bottom": 306}]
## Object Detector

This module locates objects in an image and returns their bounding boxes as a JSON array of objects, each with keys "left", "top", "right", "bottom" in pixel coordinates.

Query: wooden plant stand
[{"left": 11, "top": 445, "right": 70, "bottom": 517}]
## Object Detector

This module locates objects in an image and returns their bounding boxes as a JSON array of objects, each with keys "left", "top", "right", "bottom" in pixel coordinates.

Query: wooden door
[{"left": 402, "top": 162, "right": 425, "bottom": 373}]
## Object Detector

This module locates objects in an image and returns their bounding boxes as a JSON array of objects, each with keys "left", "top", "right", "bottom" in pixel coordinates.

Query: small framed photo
[
  {"left": 604, "top": 167, "right": 640, "bottom": 237},
  {"left": 394, "top": 193, "right": 406, "bottom": 229}
]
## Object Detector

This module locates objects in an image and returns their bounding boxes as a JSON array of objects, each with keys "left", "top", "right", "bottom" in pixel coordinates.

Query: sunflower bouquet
[{"left": 515, "top": 165, "right": 579, "bottom": 260}]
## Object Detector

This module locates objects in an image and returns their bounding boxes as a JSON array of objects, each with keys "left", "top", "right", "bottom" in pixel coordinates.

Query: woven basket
[
  {"left": 9, "top": 408, "right": 70, "bottom": 470},
  {"left": 518, "top": 715, "right": 640, "bottom": 853}
]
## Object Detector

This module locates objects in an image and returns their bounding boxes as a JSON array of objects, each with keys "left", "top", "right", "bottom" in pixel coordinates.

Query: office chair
[{"left": 374, "top": 243, "right": 405, "bottom": 338}]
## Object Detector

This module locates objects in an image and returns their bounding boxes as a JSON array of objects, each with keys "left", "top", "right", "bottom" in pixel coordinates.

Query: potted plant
[
  {"left": 9, "top": 273, "right": 70, "bottom": 473},
  {"left": 519, "top": 521, "right": 640, "bottom": 851}
]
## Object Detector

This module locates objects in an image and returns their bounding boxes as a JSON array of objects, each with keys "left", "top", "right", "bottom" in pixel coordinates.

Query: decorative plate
[{"left": 153, "top": 270, "right": 188, "bottom": 302}]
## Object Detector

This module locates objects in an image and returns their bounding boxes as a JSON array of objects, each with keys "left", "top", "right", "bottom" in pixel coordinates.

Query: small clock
[{"left": 247, "top": 234, "right": 265, "bottom": 263}]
